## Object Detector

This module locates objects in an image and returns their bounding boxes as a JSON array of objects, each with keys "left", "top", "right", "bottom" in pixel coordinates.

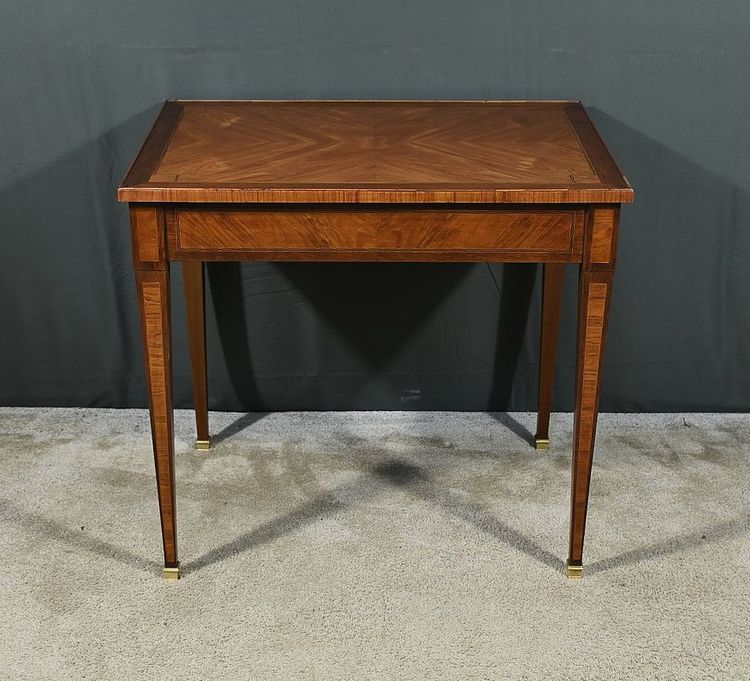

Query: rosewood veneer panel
[
  {"left": 168, "top": 207, "right": 584, "bottom": 262},
  {"left": 119, "top": 100, "right": 633, "bottom": 204}
]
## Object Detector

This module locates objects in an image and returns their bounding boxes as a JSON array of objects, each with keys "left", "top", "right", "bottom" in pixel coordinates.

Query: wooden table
[{"left": 118, "top": 100, "right": 633, "bottom": 580}]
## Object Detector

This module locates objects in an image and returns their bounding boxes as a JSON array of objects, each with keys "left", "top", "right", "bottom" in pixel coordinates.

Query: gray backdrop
[{"left": 1, "top": 1, "right": 749, "bottom": 412}]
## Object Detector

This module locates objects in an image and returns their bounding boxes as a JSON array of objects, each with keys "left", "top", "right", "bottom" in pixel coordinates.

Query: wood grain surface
[
  {"left": 119, "top": 100, "right": 633, "bottom": 204},
  {"left": 568, "top": 205, "right": 619, "bottom": 568},
  {"left": 589, "top": 205, "right": 620, "bottom": 264},
  {"left": 569, "top": 275, "right": 612, "bottom": 565},
  {"left": 535, "top": 262, "right": 565, "bottom": 444},
  {"left": 168, "top": 206, "right": 584, "bottom": 262},
  {"left": 135, "top": 268, "right": 178, "bottom": 568},
  {"left": 129, "top": 204, "right": 165, "bottom": 265},
  {"left": 183, "top": 261, "right": 209, "bottom": 445}
]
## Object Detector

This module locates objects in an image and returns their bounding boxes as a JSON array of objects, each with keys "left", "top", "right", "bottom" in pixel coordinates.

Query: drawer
[{"left": 168, "top": 206, "right": 584, "bottom": 262}]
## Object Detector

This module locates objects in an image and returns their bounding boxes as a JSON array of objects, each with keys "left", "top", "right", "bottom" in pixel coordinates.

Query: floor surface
[{"left": 1, "top": 408, "right": 748, "bottom": 680}]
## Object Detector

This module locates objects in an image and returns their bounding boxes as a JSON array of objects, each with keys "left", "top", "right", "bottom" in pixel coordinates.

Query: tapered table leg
[
  {"left": 183, "top": 261, "right": 210, "bottom": 450},
  {"left": 567, "top": 205, "right": 620, "bottom": 579},
  {"left": 534, "top": 263, "right": 565, "bottom": 450},
  {"left": 568, "top": 267, "right": 614, "bottom": 579},
  {"left": 135, "top": 267, "right": 179, "bottom": 579}
]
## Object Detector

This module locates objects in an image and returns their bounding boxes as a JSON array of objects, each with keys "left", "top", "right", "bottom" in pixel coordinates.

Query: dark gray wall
[{"left": 1, "top": 1, "right": 749, "bottom": 412}]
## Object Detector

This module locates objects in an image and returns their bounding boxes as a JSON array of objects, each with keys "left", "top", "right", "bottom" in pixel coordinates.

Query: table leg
[
  {"left": 568, "top": 267, "right": 614, "bottom": 579},
  {"left": 534, "top": 263, "right": 565, "bottom": 450},
  {"left": 183, "top": 262, "right": 210, "bottom": 450},
  {"left": 135, "top": 267, "right": 179, "bottom": 580}
]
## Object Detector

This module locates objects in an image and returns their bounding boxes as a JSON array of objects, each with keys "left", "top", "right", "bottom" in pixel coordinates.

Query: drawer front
[{"left": 170, "top": 207, "right": 583, "bottom": 262}]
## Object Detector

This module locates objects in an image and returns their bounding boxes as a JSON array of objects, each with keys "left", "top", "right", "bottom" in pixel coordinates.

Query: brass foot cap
[
  {"left": 567, "top": 561, "right": 583, "bottom": 580},
  {"left": 534, "top": 438, "right": 550, "bottom": 451},
  {"left": 195, "top": 438, "right": 211, "bottom": 451},
  {"left": 163, "top": 564, "right": 180, "bottom": 580}
]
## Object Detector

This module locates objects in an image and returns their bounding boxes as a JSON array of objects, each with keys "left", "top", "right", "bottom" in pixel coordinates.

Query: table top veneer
[{"left": 118, "top": 100, "right": 633, "bottom": 204}]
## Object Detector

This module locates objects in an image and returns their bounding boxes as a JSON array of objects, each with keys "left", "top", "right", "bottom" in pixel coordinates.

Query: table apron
[{"left": 165, "top": 206, "right": 585, "bottom": 263}]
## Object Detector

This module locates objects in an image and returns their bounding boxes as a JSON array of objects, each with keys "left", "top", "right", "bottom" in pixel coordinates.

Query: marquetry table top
[{"left": 118, "top": 100, "right": 633, "bottom": 204}]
